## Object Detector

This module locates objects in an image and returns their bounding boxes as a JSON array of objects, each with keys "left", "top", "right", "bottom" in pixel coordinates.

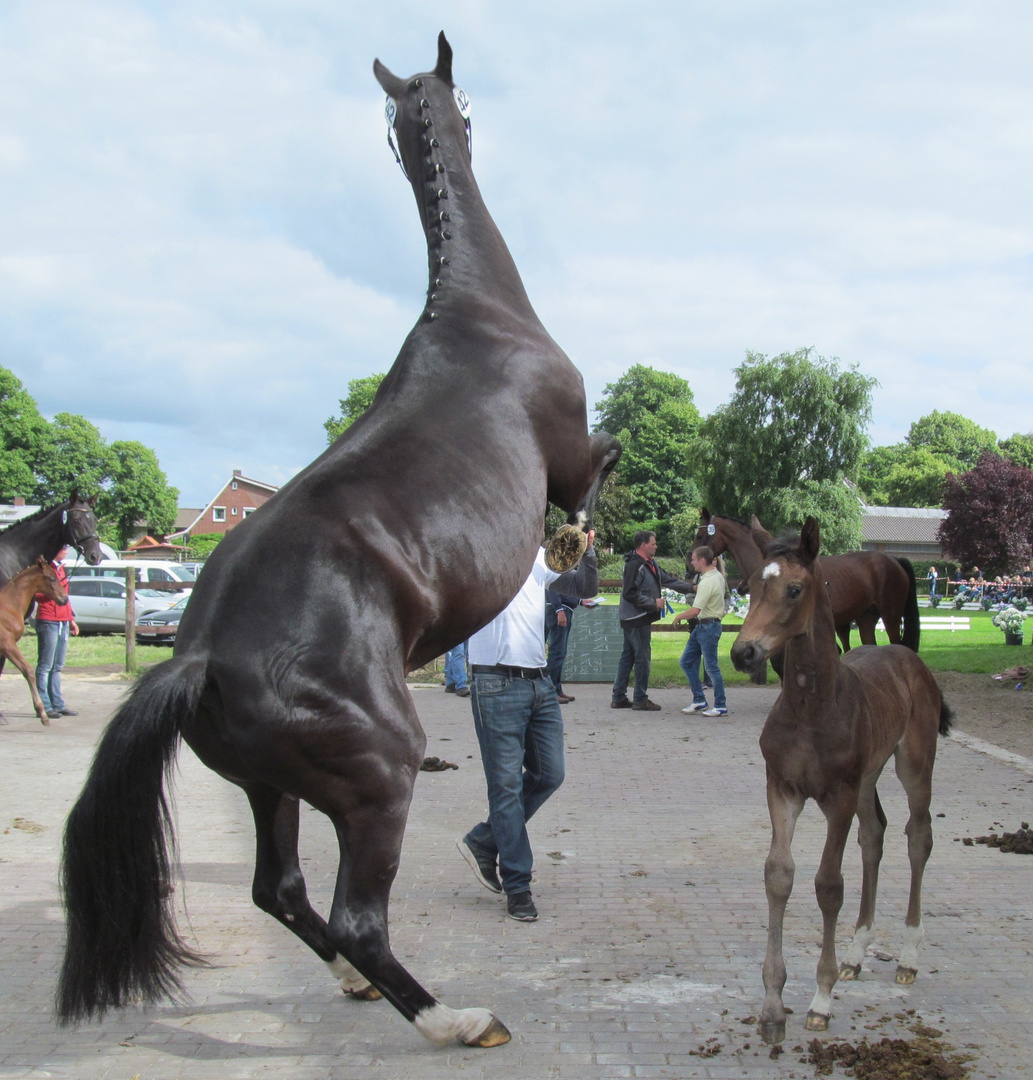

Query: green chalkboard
[{"left": 562, "top": 602, "right": 625, "bottom": 682}]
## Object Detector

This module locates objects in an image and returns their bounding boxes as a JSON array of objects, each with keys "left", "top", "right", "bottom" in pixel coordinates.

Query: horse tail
[
  {"left": 939, "top": 697, "right": 954, "bottom": 737},
  {"left": 57, "top": 655, "right": 209, "bottom": 1025},
  {"left": 897, "top": 557, "right": 921, "bottom": 653}
]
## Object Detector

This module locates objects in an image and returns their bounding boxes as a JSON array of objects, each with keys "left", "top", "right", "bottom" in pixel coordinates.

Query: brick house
[{"left": 170, "top": 470, "right": 279, "bottom": 539}]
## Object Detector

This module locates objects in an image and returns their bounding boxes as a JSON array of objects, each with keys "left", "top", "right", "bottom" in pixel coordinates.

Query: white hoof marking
[
  {"left": 414, "top": 1003, "right": 495, "bottom": 1046},
  {"left": 326, "top": 954, "right": 373, "bottom": 994}
]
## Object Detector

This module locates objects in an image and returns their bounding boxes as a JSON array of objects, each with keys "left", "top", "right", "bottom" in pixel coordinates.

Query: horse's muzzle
[{"left": 730, "top": 637, "right": 767, "bottom": 673}]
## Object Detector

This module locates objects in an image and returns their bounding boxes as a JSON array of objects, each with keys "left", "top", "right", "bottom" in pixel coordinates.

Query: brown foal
[{"left": 730, "top": 518, "right": 951, "bottom": 1045}]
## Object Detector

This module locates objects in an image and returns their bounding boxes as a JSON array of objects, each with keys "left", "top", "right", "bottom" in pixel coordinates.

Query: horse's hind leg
[
  {"left": 244, "top": 784, "right": 381, "bottom": 1000},
  {"left": 893, "top": 735, "right": 936, "bottom": 984},
  {"left": 5, "top": 644, "right": 50, "bottom": 724},
  {"left": 839, "top": 780, "right": 888, "bottom": 980}
]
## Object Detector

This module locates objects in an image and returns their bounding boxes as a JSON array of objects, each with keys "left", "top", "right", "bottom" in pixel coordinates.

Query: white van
[{"left": 62, "top": 559, "right": 196, "bottom": 587}]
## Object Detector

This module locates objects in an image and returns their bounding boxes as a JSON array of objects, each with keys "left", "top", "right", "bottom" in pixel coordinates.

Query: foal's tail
[
  {"left": 939, "top": 697, "right": 954, "bottom": 737},
  {"left": 57, "top": 655, "right": 208, "bottom": 1025},
  {"left": 897, "top": 557, "right": 921, "bottom": 653}
]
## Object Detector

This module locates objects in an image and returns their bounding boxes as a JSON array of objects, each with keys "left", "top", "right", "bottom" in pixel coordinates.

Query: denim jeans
[
  {"left": 679, "top": 621, "right": 726, "bottom": 709},
  {"left": 544, "top": 609, "right": 572, "bottom": 694},
  {"left": 443, "top": 641, "right": 468, "bottom": 689},
  {"left": 612, "top": 622, "right": 652, "bottom": 702},
  {"left": 465, "top": 672, "right": 565, "bottom": 895},
  {"left": 35, "top": 620, "right": 70, "bottom": 712}
]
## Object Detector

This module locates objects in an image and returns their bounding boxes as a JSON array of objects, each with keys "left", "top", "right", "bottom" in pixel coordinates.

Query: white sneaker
[
  {"left": 681, "top": 702, "right": 709, "bottom": 713},
  {"left": 702, "top": 707, "right": 728, "bottom": 717}
]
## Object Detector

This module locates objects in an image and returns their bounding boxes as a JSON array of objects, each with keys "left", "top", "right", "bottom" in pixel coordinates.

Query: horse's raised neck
[
  {"left": 374, "top": 32, "right": 534, "bottom": 323},
  {"left": 0, "top": 494, "right": 101, "bottom": 582}
]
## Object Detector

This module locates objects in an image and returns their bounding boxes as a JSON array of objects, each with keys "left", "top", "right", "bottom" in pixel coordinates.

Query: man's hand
[
  {"left": 655, "top": 597, "right": 666, "bottom": 610},
  {"left": 557, "top": 610, "right": 568, "bottom": 627},
  {"left": 586, "top": 529, "right": 596, "bottom": 547},
  {"left": 70, "top": 620, "right": 80, "bottom": 637}
]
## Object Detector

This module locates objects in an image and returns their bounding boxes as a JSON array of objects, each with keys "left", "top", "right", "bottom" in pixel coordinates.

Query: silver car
[{"left": 66, "top": 578, "right": 183, "bottom": 634}]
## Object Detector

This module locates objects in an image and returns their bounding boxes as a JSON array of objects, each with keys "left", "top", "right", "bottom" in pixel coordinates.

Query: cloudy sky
[{"left": 1, "top": 1, "right": 1030, "bottom": 507}]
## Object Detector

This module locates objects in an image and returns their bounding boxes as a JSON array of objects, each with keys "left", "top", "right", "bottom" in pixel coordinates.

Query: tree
[
  {"left": 0, "top": 366, "right": 49, "bottom": 500},
  {"left": 33, "top": 412, "right": 115, "bottom": 504},
  {"left": 325, "top": 373, "right": 387, "bottom": 443},
  {"left": 593, "top": 365, "right": 700, "bottom": 522},
  {"left": 906, "top": 410, "right": 998, "bottom": 472},
  {"left": 859, "top": 445, "right": 953, "bottom": 508},
  {"left": 1000, "top": 432, "right": 1033, "bottom": 471},
  {"left": 938, "top": 453, "right": 1033, "bottom": 576},
  {"left": 101, "top": 441, "right": 180, "bottom": 549},
  {"left": 694, "top": 348, "right": 876, "bottom": 550}
]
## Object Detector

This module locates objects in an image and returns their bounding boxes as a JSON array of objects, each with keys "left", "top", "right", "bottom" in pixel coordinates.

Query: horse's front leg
[
  {"left": 806, "top": 791, "right": 857, "bottom": 1032},
  {"left": 759, "top": 779, "right": 805, "bottom": 1045},
  {"left": 572, "top": 432, "right": 621, "bottom": 529}
]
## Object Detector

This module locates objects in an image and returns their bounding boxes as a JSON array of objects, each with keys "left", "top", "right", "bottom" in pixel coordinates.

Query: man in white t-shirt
[{"left": 457, "top": 531, "right": 597, "bottom": 922}]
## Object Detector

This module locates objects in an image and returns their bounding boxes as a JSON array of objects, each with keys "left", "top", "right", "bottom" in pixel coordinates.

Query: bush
[{"left": 929, "top": 595, "right": 942, "bottom": 608}]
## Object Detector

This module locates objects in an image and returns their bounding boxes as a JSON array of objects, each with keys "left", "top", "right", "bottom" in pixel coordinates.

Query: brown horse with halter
[
  {"left": 0, "top": 492, "right": 103, "bottom": 586},
  {"left": 696, "top": 509, "right": 920, "bottom": 654},
  {"left": 0, "top": 557, "right": 68, "bottom": 725},
  {"left": 58, "top": 34, "right": 620, "bottom": 1049},
  {"left": 729, "top": 517, "right": 951, "bottom": 1045}
]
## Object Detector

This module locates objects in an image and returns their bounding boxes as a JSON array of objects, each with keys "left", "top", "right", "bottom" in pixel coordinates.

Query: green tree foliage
[
  {"left": 999, "top": 432, "right": 1033, "bottom": 471},
  {"left": 593, "top": 365, "right": 700, "bottom": 522},
  {"left": 938, "top": 453, "right": 1033, "bottom": 576},
  {"left": 694, "top": 349, "right": 876, "bottom": 550},
  {"left": 185, "top": 533, "right": 225, "bottom": 560},
  {"left": 859, "top": 444, "right": 953, "bottom": 508},
  {"left": 32, "top": 412, "right": 114, "bottom": 504},
  {"left": 0, "top": 367, "right": 49, "bottom": 500},
  {"left": 100, "top": 441, "right": 180, "bottom": 549},
  {"left": 325, "top": 373, "right": 387, "bottom": 443},
  {"left": 907, "top": 410, "right": 998, "bottom": 471}
]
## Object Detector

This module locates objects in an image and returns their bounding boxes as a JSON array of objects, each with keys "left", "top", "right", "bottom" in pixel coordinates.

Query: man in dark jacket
[{"left": 611, "top": 530, "right": 693, "bottom": 711}]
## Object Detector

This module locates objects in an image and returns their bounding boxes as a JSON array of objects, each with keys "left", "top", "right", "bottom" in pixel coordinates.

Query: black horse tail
[
  {"left": 939, "top": 697, "right": 954, "bottom": 737},
  {"left": 57, "top": 655, "right": 209, "bottom": 1025},
  {"left": 897, "top": 557, "right": 921, "bottom": 653}
]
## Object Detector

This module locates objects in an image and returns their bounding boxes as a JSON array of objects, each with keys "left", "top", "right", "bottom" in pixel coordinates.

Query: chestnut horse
[
  {"left": 696, "top": 509, "right": 920, "bottom": 654},
  {"left": 58, "top": 34, "right": 620, "bottom": 1048},
  {"left": 730, "top": 518, "right": 950, "bottom": 1045},
  {"left": 0, "top": 557, "right": 68, "bottom": 725}
]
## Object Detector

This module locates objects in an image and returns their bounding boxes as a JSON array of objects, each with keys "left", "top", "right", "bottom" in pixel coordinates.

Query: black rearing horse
[
  {"left": 0, "top": 491, "right": 103, "bottom": 585},
  {"left": 58, "top": 33, "right": 620, "bottom": 1049}
]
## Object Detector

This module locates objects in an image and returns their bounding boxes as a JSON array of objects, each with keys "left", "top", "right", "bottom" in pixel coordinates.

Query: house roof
[
  {"left": 861, "top": 506, "right": 947, "bottom": 545},
  {"left": 169, "top": 472, "right": 279, "bottom": 538}
]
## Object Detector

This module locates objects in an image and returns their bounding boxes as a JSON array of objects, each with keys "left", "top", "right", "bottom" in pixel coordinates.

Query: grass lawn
[{"left": 18, "top": 631, "right": 174, "bottom": 674}]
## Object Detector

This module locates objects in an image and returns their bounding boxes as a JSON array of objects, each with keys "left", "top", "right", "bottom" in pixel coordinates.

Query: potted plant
[{"left": 991, "top": 607, "right": 1028, "bottom": 646}]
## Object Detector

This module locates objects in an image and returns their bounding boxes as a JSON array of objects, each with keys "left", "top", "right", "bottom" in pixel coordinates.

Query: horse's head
[
  {"left": 35, "top": 554, "right": 68, "bottom": 605},
  {"left": 730, "top": 516, "right": 822, "bottom": 672},
  {"left": 373, "top": 32, "right": 472, "bottom": 184},
  {"left": 64, "top": 491, "right": 103, "bottom": 566}
]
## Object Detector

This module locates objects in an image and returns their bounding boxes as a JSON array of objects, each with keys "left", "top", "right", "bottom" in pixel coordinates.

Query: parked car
[
  {"left": 63, "top": 559, "right": 196, "bottom": 587},
  {"left": 135, "top": 593, "right": 190, "bottom": 645},
  {"left": 64, "top": 578, "right": 182, "bottom": 634}
]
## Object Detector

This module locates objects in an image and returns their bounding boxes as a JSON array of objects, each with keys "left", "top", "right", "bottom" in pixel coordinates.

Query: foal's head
[
  {"left": 33, "top": 555, "right": 68, "bottom": 606},
  {"left": 730, "top": 517, "right": 823, "bottom": 672}
]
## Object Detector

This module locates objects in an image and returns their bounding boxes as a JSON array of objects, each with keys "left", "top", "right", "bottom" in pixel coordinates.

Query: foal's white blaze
[
  {"left": 414, "top": 1002, "right": 496, "bottom": 1045},
  {"left": 762, "top": 561, "right": 781, "bottom": 579},
  {"left": 326, "top": 954, "right": 373, "bottom": 994},
  {"left": 898, "top": 922, "right": 924, "bottom": 971},
  {"left": 842, "top": 923, "right": 876, "bottom": 970}
]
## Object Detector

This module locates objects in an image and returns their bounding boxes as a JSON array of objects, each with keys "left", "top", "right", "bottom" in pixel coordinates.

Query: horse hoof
[
  {"left": 759, "top": 1020, "right": 786, "bottom": 1045},
  {"left": 838, "top": 962, "right": 861, "bottom": 981},
  {"left": 345, "top": 984, "right": 383, "bottom": 1001},
  {"left": 463, "top": 1014, "right": 511, "bottom": 1047},
  {"left": 804, "top": 1010, "right": 830, "bottom": 1032},
  {"left": 895, "top": 966, "right": 917, "bottom": 985},
  {"left": 544, "top": 524, "right": 587, "bottom": 573}
]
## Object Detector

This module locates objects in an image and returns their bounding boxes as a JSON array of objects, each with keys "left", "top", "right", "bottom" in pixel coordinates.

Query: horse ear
[
  {"left": 37, "top": 554, "right": 47, "bottom": 569},
  {"left": 88, "top": 493, "right": 98, "bottom": 507},
  {"left": 434, "top": 31, "right": 454, "bottom": 84},
  {"left": 750, "top": 515, "right": 775, "bottom": 551},
  {"left": 700, "top": 507, "right": 711, "bottom": 523},
  {"left": 373, "top": 58, "right": 406, "bottom": 100},
  {"left": 801, "top": 516, "right": 821, "bottom": 562},
  {"left": 69, "top": 488, "right": 79, "bottom": 504}
]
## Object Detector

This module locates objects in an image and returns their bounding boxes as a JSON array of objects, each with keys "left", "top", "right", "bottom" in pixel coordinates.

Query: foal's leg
[
  {"left": 893, "top": 739, "right": 935, "bottom": 984},
  {"left": 839, "top": 781, "right": 888, "bottom": 980},
  {"left": 759, "top": 780, "right": 805, "bottom": 1045},
  {"left": 4, "top": 644, "right": 50, "bottom": 725},
  {"left": 805, "top": 790, "right": 858, "bottom": 1032},
  {"left": 244, "top": 784, "right": 381, "bottom": 1000}
]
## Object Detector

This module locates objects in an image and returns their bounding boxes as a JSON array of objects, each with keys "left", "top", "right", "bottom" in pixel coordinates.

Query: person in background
[
  {"left": 927, "top": 566, "right": 938, "bottom": 600},
  {"left": 545, "top": 589, "right": 578, "bottom": 704},
  {"left": 672, "top": 545, "right": 728, "bottom": 717},
  {"left": 443, "top": 641, "right": 471, "bottom": 698},
  {"left": 33, "top": 545, "right": 79, "bottom": 720}
]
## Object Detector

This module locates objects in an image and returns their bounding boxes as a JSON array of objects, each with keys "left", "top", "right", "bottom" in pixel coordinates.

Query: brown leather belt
[{"left": 471, "top": 664, "right": 549, "bottom": 680}]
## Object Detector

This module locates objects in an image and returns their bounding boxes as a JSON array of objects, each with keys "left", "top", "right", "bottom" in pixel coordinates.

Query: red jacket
[{"left": 34, "top": 562, "right": 74, "bottom": 623}]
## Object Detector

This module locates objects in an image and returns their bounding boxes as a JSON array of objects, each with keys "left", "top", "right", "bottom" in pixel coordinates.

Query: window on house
[
  {"left": 231, "top": 507, "right": 238, "bottom": 516},
  {"left": 243, "top": 507, "right": 256, "bottom": 517},
  {"left": 231, "top": 481, "right": 238, "bottom": 490},
  {"left": 213, "top": 507, "right": 226, "bottom": 522}
]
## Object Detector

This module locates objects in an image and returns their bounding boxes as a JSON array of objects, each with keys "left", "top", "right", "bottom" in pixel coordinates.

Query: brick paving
[{"left": 1, "top": 669, "right": 1031, "bottom": 1078}]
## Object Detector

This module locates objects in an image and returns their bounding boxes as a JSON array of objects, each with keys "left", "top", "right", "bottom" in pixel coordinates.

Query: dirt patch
[
  {"left": 804, "top": 1033, "right": 973, "bottom": 1078},
  {"left": 933, "top": 670, "right": 1033, "bottom": 758}
]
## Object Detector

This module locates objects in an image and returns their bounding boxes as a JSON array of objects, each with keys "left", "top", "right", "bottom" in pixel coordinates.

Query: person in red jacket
[{"left": 34, "top": 546, "right": 79, "bottom": 719}]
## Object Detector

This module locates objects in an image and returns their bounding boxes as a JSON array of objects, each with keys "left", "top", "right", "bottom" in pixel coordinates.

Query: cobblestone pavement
[{"left": 1, "top": 669, "right": 1031, "bottom": 1079}]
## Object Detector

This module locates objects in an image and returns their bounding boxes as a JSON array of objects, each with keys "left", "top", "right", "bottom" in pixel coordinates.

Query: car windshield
[
  {"left": 170, "top": 595, "right": 190, "bottom": 610},
  {"left": 137, "top": 589, "right": 168, "bottom": 598},
  {"left": 166, "top": 565, "right": 196, "bottom": 581}
]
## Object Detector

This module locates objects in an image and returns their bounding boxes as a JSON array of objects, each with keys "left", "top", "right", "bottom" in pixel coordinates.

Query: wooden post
[{"left": 124, "top": 567, "right": 136, "bottom": 674}]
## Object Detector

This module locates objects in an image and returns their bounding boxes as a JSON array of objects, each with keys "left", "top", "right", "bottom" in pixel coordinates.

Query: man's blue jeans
[
  {"left": 544, "top": 609, "right": 572, "bottom": 694},
  {"left": 680, "top": 621, "right": 726, "bottom": 709},
  {"left": 35, "top": 620, "right": 69, "bottom": 713},
  {"left": 466, "top": 672, "right": 565, "bottom": 895},
  {"left": 612, "top": 622, "right": 652, "bottom": 702},
  {"left": 444, "top": 641, "right": 468, "bottom": 689}
]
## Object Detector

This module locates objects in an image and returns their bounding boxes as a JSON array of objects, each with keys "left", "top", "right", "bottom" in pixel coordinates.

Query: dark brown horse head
[
  {"left": 64, "top": 491, "right": 103, "bottom": 566},
  {"left": 730, "top": 517, "right": 822, "bottom": 672}
]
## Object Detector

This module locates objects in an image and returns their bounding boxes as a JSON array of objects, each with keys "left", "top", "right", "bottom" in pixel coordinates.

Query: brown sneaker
[{"left": 631, "top": 698, "right": 661, "bottom": 711}]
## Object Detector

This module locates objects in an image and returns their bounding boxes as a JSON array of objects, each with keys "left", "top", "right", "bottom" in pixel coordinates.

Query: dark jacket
[{"left": 617, "top": 550, "right": 692, "bottom": 627}]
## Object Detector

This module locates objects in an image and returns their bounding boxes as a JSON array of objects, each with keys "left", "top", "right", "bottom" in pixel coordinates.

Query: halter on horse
[
  {"left": 58, "top": 33, "right": 620, "bottom": 1049},
  {"left": 0, "top": 557, "right": 68, "bottom": 725},
  {"left": 0, "top": 491, "right": 103, "bottom": 586},
  {"left": 695, "top": 509, "right": 920, "bottom": 654},
  {"left": 730, "top": 517, "right": 950, "bottom": 1045}
]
